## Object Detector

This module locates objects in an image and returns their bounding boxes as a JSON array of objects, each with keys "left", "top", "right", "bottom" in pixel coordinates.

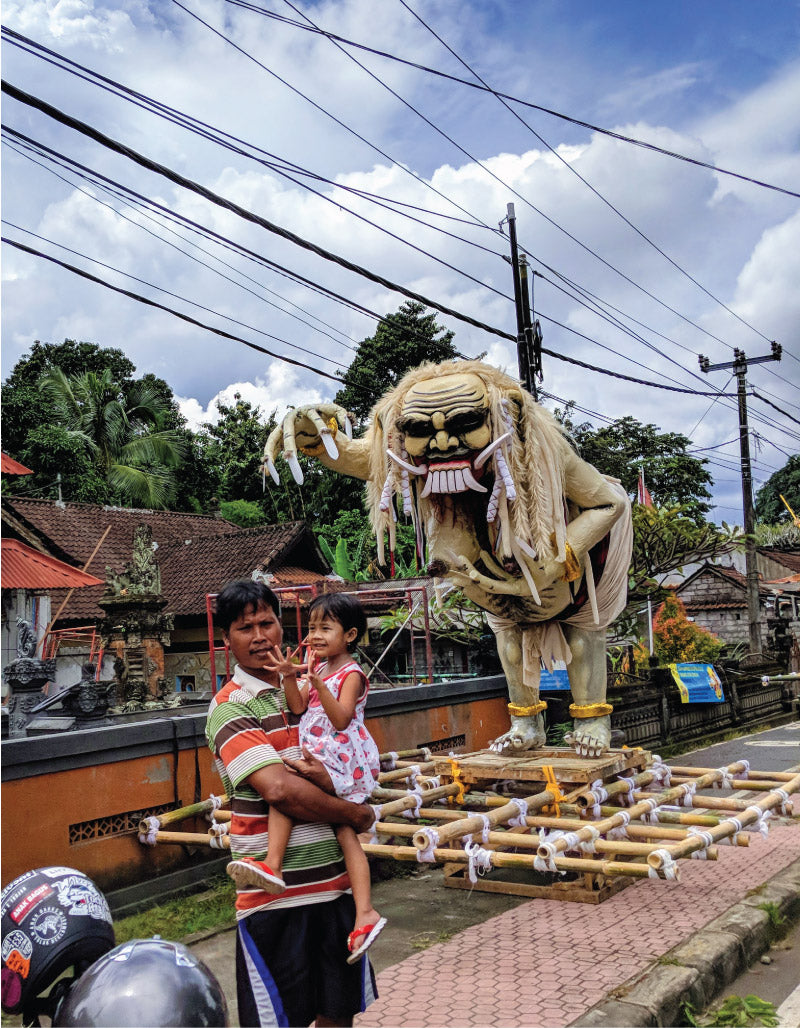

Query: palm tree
[{"left": 39, "top": 367, "right": 186, "bottom": 508}]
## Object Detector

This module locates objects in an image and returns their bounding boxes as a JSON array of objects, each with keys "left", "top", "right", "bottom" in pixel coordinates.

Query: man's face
[
  {"left": 395, "top": 373, "right": 493, "bottom": 494},
  {"left": 223, "top": 601, "right": 283, "bottom": 680}
]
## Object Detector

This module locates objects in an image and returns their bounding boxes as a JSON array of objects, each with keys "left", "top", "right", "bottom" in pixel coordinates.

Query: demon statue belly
[{"left": 264, "top": 360, "right": 632, "bottom": 757}]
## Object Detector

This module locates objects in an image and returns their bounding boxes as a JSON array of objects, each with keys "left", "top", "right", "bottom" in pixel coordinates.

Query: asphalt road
[{"left": 679, "top": 719, "right": 800, "bottom": 1023}]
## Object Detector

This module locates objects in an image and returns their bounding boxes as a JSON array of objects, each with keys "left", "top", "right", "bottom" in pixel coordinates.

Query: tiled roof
[
  {"left": 760, "top": 549, "right": 800, "bottom": 573},
  {"left": 1, "top": 539, "right": 104, "bottom": 589},
  {"left": 684, "top": 600, "right": 747, "bottom": 611},
  {"left": 1, "top": 453, "right": 33, "bottom": 475},
  {"left": 1, "top": 496, "right": 238, "bottom": 570},
  {"left": 1, "top": 498, "right": 331, "bottom": 623}
]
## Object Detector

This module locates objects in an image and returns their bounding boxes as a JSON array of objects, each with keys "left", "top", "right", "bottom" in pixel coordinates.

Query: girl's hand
[{"left": 262, "top": 645, "right": 308, "bottom": 680}]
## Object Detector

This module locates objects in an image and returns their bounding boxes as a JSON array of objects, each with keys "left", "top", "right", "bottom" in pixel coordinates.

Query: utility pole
[
  {"left": 699, "top": 341, "right": 782, "bottom": 657},
  {"left": 504, "top": 203, "right": 540, "bottom": 398}
]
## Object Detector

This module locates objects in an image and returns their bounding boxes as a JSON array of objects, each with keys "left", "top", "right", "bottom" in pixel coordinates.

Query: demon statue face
[{"left": 264, "top": 360, "right": 633, "bottom": 758}]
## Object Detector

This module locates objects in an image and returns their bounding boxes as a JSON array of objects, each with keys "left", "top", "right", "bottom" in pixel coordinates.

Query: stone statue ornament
[{"left": 264, "top": 360, "right": 633, "bottom": 758}]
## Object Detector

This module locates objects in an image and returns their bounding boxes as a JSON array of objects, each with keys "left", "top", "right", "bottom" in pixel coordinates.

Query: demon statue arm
[{"left": 264, "top": 361, "right": 633, "bottom": 759}]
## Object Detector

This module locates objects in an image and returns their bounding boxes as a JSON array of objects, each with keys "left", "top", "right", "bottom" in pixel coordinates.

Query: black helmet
[
  {"left": 1, "top": 866, "right": 115, "bottom": 1022},
  {"left": 53, "top": 938, "right": 229, "bottom": 1026}
]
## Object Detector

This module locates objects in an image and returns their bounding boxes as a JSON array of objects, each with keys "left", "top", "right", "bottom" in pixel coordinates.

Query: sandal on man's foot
[
  {"left": 346, "top": 917, "right": 387, "bottom": 964},
  {"left": 226, "top": 858, "right": 285, "bottom": 893}
]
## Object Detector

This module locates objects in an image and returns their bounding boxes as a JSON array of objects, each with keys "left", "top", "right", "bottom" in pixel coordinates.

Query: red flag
[{"left": 637, "top": 469, "right": 654, "bottom": 507}]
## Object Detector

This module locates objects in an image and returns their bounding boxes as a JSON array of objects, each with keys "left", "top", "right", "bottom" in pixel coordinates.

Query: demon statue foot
[
  {"left": 564, "top": 716, "right": 611, "bottom": 758},
  {"left": 489, "top": 714, "right": 547, "bottom": 754}
]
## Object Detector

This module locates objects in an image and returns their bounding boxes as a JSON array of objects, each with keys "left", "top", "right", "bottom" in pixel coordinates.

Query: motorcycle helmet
[
  {"left": 53, "top": 938, "right": 229, "bottom": 1026},
  {"left": 1, "top": 866, "right": 115, "bottom": 1023}
]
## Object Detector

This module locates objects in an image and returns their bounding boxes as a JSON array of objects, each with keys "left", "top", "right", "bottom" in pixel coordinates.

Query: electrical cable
[
  {"left": 4, "top": 220, "right": 360, "bottom": 378},
  {"left": 396, "top": 0, "right": 773, "bottom": 345},
  {"left": 221, "top": 1, "right": 800, "bottom": 201},
  {"left": 2, "top": 235, "right": 370, "bottom": 392},
  {"left": 2, "top": 135, "right": 363, "bottom": 355}
]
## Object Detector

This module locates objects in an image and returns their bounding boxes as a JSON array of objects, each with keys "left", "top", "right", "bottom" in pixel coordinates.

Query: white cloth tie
[
  {"left": 650, "top": 756, "right": 672, "bottom": 788},
  {"left": 687, "top": 826, "right": 714, "bottom": 859},
  {"left": 138, "top": 815, "right": 160, "bottom": 846},
  {"left": 608, "top": 810, "right": 631, "bottom": 841},
  {"left": 464, "top": 841, "right": 494, "bottom": 883},
  {"left": 679, "top": 782, "right": 696, "bottom": 807},
  {"left": 639, "top": 798, "right": 660, "bottom": 825},
  {"left": 744, "top": 806, "right": 771, "bottom": 838},
  {"left": 415, "top": 826, "right": 439, "bottom": 863},
  {"left": 507, "top": 797, "right": 529, "bottom": 828},
  {"left": 713, "top": 767, "right": 734, "bottom": 790},
  {"left": 616, "top": 777, "right": 636, "bottom": 806},
  {"left": 579, "top": 826, "right": 600, "bottom": 854},
  {"left": 648, "top": 849, "right": 679, "bottom": 880},
  {"left": 587, "top": 779, "right": 609, "bottom": 819},
  {"left": 403, "top": 787, "right": 423, "bottom": 820},
  {"left": 719, "top": 816, "right": 743, "bottom": 846}
]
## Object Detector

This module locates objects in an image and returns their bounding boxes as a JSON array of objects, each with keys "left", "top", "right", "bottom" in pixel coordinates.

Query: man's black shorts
[{"left": 236, "top": 893, "right": 378, "bottom": 1027}]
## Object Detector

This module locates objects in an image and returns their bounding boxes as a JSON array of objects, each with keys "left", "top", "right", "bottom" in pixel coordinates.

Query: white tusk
[
  {"left": 462, "top": 467, "right": 488, "bottom": 493},
  {"left": 285, "top": 452, "right": 304, "bottom": 485},
  {"left": 266, "top": 456, "right": 280, "bottom": 485},
  {"left": 474, "top": 432, "right": 512, "bottom": 470},
  {"left": 387, "top": 449, "right": 427, "bottom": 475},
  {"left": 321, "top": 432, "right": 339, "bottom": 460},
  {"left": 344, "top": 416, "right": 353, "bottom": 439},
  {"left": 420, "top": 473, "right": 434, "bottom": 498},
  {"left": 513, "top": 535, "right": 537, "bottom": 559}
]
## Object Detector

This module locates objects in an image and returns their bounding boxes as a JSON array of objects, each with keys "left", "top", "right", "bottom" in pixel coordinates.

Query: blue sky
[{"left": 2, "top": 0, "right": 799, "bottom": 524}]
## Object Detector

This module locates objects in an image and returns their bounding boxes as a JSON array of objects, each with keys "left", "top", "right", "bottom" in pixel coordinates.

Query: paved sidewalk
[
  {"left": 355, "top": 825, "right": 799, "bottom": 1028},
  {"left": 190, "top": 823, "right": 799, "bottom": 1027}
]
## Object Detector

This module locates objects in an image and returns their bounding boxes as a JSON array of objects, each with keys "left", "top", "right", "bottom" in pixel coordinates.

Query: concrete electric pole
[{"left": 699, "top": 341, "right": 782, "bottom": 657}]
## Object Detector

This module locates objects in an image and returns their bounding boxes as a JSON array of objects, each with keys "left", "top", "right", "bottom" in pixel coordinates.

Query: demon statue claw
[{"left": 264, "top": 361, "right": 632, "bottom": 758}]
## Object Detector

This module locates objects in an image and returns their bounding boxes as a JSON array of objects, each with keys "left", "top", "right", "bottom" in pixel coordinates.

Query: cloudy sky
[{"left": 2, "top": 0, "right": 799, "bottom": 524}]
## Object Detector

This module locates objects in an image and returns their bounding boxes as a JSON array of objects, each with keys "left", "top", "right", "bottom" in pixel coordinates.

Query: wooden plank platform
[
  {"left": 442, "top": 862, "right": 633, "bottom": 903},
  {"left": 433, "top": 746, "right": 651, "bottom": 786}
]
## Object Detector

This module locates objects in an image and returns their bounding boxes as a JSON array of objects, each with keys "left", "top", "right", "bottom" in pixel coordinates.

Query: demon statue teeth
[{"left": 264, "top": 361, "right": 633, "bottom": 758}]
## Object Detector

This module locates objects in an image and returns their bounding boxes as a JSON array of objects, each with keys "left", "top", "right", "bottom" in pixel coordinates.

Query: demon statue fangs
[{"left": 264, "top": 360, "right": 633, "bottom": 758}]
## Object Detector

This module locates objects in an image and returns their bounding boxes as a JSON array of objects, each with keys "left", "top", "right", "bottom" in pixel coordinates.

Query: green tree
[
  {"left": 218, "top": 499, "right": 269, "bottom": 528},
  {"left": 2, "top": 339, "right": 136, "bottom": 458},
  {"left": 558, "top": 411, "right": 714, "bottom": 522},
  {"left": 755, "top": 454, "right": 800, "bottom": 524},
  {"left": 39, "top": 367, "right": 185, "bottom": 508}
]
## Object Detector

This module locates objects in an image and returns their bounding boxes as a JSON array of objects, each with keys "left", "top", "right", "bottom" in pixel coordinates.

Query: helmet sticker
[
  {"left": 52, "top": 877, "right": 111, "bottom": 921},
  {"left": 40, "top": 867, "right": 83, "bottom": 879},
  {"left": 28, "top": 907, "right": 67, "bottom": 947},
  {"left": 2, "top": 931, "right": 32, "bottom": 978},
  {"left": 8, "top": 885, "right": 53, "bottom": 925}
]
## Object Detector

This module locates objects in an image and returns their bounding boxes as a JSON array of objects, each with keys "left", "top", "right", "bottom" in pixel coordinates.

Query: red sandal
[{"left": 346, "top": 916, "right": 387, "bottom": 964}]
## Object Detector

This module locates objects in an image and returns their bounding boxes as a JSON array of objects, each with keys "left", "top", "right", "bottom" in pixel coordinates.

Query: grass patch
[
  {"left": 684, "top": 994, "right": 779, "bottom": 1027},
  {"left": 409, "top": 930, "right": 453, "bottom": 951},
  {"left": 756, "top": 901, "right": 786, "bottom": 935},
  {"left": 658, "top": 955, "right": 683, "bottom": 966},
  {"left": 113, "top": 875, "right": 236, "bottom": 945}
]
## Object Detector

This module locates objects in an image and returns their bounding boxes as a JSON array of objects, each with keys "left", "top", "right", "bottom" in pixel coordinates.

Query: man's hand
[
  {"left": 283, "top": 746, "right": 335, "bottom": 794},
  {"left": 351, "top": 801, "right": 377, "bottom": 835}
]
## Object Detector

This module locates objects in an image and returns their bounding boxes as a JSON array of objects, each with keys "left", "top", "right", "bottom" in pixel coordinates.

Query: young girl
[{"left": 226, "top": 592, "right": 386, "bottom": 963}]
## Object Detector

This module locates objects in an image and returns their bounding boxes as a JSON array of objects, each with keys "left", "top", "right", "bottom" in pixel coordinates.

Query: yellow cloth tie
[
  {"left": 446, "top": 758, "right": 466, "bottom": 806},
  {"left": 508, "top": 700, "right": 547, "bottom": 718},
  {"left": 569, "top": 702, "right": 613, "bottom": 718},
  {"left": 541, "top": 765, "right": 563, "bottom": 817},
  {"left": 561, "top": 542, "right": 582, "bottom": 582}
]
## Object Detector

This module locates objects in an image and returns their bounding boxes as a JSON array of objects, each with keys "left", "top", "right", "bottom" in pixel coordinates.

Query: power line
[
  {"left": 396, "top": 0, "right": 773, "bottom": 345},
  {"left": 224, "top": 1, "right": 800, "bottom": 201},
  {"left": 0, "top": 85, "right": 517, "bottom": 342}
]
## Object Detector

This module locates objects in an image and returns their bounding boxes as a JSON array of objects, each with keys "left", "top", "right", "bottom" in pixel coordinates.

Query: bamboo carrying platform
[{"left": 138, "top": 746, "right": 799, "bottom": 904}]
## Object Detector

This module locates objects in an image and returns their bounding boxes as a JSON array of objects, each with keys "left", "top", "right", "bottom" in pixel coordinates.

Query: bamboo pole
[
  {"left": 373, "top": 820, "right": 718, "bottom": 861},
  {"left": 538, "top": 761, "right": 753, "bottom": 864},
  {"left": 669, "top": 776, "right": 794, "bottom": 792},
  {"left": 647, "top": 773, "right": 800, "bottom": 873},
  {"left": 150, "top": 830, "right": 230, "bottom": 848},
  {"left": 412, "top": 788, "right": 559, "bottom": 851},
  {"left": 378, "top": 763, "right": 436, "bottom": 785},
  {"left": 362, "top": 843, "right": 655, "bottom": 878},
  {"left": 669, "top": 767, "right": 795, "bottom": 781},
  {"left": 376, "top": 783, "right": 459, "bottom": 818},
  {"left": 633, "top": 791, "right": 776, "bottom": 812},
  {"left": 138, "top": 794, "right": 229, "bottom": 836}
]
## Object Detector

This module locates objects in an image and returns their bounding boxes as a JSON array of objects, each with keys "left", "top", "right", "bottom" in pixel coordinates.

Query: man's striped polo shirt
[{"left": 206, "top": 665, "right": 350, "bottom": 918}]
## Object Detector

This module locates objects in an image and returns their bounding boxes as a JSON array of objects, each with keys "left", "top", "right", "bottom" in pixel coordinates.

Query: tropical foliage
[{"left": 649, "top": 593, "right": 724, "bottom": 664}]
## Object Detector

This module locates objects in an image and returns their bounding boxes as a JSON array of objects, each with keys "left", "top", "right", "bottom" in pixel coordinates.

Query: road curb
[{"left": 569, "top": 857, "right": 800, "bottom": 1028}]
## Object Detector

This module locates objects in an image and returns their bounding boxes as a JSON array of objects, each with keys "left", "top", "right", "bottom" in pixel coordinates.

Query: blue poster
[
  {"left": 669, "top": 663, "right": 725, "bottom": 704},
  {"left": 540, "top": 660, "right": 571, "bottom": 691}
]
